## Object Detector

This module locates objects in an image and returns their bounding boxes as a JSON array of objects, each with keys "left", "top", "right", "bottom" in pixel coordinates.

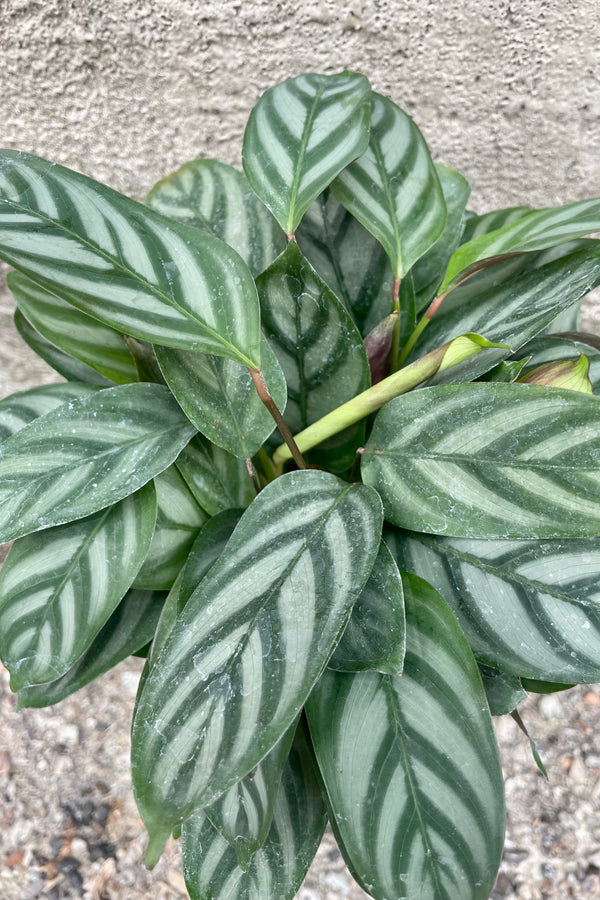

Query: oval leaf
[
  {"left": 387, "top": 527, "right": 600, "bottom": 683},
  {"left": 131, "top": 470, "right": 382, "bottom": 856},
  {"left": 8, "top": 270, "right": 138, "bottom": 383},
  {"left": 362, "top": 382, "right": 600, "bottom": 539},
  {"left": 182, "top": 719, "right": 327, "bottom": 900},
  {"left": 332, "top": 93, "right": 446, "bottom": 277},
  {"left": 147, "top": 159, "right": 286, "bottom": 276},
  {"left": 0, "top": 382, "right": 196, "bottom": 542},
  {"left": 0, "top": 483, "right": 157, "bottom": 690},
  {"left": 0, "top": 151, "right": 261, "bottom": 368},
  {"left": 306, "top": 573, "right": 505, "bottom": 900},
  {"left": 175, "top": 434, "right": 255, "bottom": 517},
  {"left": 156, "top": 335, "right": 287, "bottom": 458},
  {"left": 243, "top": 72, "right": 371, "bottom": 235}
]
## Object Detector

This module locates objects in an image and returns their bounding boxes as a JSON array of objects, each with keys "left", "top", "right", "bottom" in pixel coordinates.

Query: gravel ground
[{"left": 1, "top": 282, "right": 600, "bottom": 900}]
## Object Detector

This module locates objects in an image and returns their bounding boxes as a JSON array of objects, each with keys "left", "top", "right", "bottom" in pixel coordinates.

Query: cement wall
[{"left": 2, "top": 0, "right": 599, "bottom": 210}]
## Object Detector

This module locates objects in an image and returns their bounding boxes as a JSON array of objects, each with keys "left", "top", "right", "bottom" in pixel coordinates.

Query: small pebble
[
  {"left": 539, "top": 694, "right": 563, "bottom": 719},
  {"left": 57, "top": 724, "right": 80, "bottom": 746}
]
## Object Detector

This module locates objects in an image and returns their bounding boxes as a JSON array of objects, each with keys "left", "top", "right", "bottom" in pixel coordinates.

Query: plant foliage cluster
[{"left": 1, "top": 71, "right": 600, "bottom": 899}]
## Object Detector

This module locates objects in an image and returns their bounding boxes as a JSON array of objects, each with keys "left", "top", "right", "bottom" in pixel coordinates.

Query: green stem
[
  {"left": 272, "top": 334, "right": 505, "bottom": 465},
  {"left": 249, "top": 368, "right": 307, "bottom": 470},
  {"left": 389, "top": 275, "right": 402, "bottom": 372}
]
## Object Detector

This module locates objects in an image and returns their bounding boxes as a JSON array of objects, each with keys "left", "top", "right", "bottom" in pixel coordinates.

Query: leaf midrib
[{"left": 287, "top": 86, "right": 325, "bottom": 234}]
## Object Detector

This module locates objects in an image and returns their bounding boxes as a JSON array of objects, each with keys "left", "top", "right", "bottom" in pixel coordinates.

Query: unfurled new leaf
[{"left": 442, "top": 197, "right": 600, "bottom": 290}]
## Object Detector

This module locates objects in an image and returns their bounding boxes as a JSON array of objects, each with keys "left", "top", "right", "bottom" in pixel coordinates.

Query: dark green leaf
[
  {"left": 180, "top": 509, "right": 242, "bottom": 605},
  {"left": 478, "top": 665, "right": 527, "bottom": 716},
  {"left": 131, "top": 470, "right": 382, "bottom": 858},
  {"left": 0, "top": 383, "right": 196, "bottom": 542},
  {"left": 306, "top": 573, "right": 504, "bottom": 900},
  {"left": 242, "top": 72, "right": 371, "bottom": 235},
  {"left": 329, "top": 540, "right": 405, "bottom": 674},
  {"left": 175, "top": 434, "right": 255, "bottom": 517},
  {"left": 295, "top": 188, "right": 394, "bottom": 336},
  {"left": 257, "top": 241, "right": 370, "bottom": 469},
  {"left": 362, "top": 383, "right": 600, "bottom": 539}
]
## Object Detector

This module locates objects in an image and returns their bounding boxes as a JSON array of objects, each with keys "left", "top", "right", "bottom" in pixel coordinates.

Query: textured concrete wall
[{"left": 2, "top": 0, "right": 599, "bottom": 210}]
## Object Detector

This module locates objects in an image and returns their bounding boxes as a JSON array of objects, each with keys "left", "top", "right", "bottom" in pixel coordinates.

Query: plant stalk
[
  {"left": 272, "top": 334, "right": 508, "bottom": 464},
  {"left": 249, "top": 368, "right": 308, "bottom": 469}
]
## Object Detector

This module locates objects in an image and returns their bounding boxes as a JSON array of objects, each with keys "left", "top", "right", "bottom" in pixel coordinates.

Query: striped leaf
[
  {"left": 182, "top": 719, "right": 327, "bottom": 900},
  {"left": 306, "top": 573, "right": 504, "bottom": 900},
  {"left": 133, "top": 466, "right": 208, "bottom": 591},
  {"left": 156, "top": 335, "right": 287, "bottom": 458},
  {"left": 411, "top": 164, "right": 471, "bottom": 310},
  {"left": 9, "top": 270, "right": 138, "bottom": 383},
  {"left": 0, "top": 483, "right": 156, "bottom": 691},
  {"left": 17, "top": 588, "right": 167, "bottom": 708},
  {"left": 257, "top": 241, "right": 370, "bottom": 469},
  {"left": 0, "top": 151, "right": 261, "bottom": 368},
  {"left": 329, "top": 540, "right": 405, "bottom": 675},
  {"left": 332, "top": 93, "right": 447, "bottom": 277},
  {"left": 203, "top": 721, "right": 297, "bottom": 871},
  {"left": 131, "top": 470, "right": 383, "bottom": 859},
  {"left": 0, "top": 383, "right": 196, "bottom": 543},
  {"left": 175, "top": 434, "right": 255, "bottom": 517},
  {"left": 146, "top": 159, "right": 286, "bottom": 276},
  {"left": 442, "top": 196, "right": 600, "bottom": 290},
  {"left": 387, "top": 527, "right": 600, "bottom": 683},
  {"left": 460, "top": 206, "right": 533, "bottom": 243},
  {"left": 295, "top": 188, "right": 394, "bottom": 336},
  {"left": 361, "top": 382, "right": 600, "bottom": 539},
  {"left": 14, "top": 308, "right": 113, "bottom": 386},
  {"left": 180, "top": 510, "right": 242, "bottom": 605},
  {"left": 408, "top": 245, "right": 600, "bottom": 366},
  {"left": 242, "top": 72, "right": 371, "bottom": 235},
  {"left": 0, "top": 382, "right": 99, "bottom": 442}
]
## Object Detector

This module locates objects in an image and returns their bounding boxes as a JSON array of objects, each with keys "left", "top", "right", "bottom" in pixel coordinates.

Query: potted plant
[{"left": 0, "top": 71, "right": 599, "bottom": 900}]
